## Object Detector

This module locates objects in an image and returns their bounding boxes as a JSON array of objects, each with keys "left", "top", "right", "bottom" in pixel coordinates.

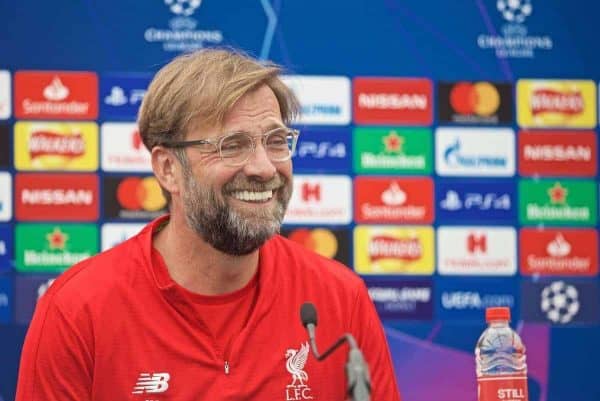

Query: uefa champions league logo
[
  {"left": 496, "top": 0, "right": 532, "bottom": 23},
  {"left": 540, "top": 281, "right": 580, "bottom": 324},
  {"left": 164, "top": 0, "right": 202, "bottom": 17}
]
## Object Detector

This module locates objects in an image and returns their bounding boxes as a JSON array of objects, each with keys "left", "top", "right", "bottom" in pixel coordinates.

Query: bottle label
[{"left": 477, "top": 375, "right": 528, "bottom": 401}]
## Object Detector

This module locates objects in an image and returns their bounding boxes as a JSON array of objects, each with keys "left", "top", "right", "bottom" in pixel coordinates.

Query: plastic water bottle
[{"left": 475, "top": 307, "right": 528, "bottom": 401}]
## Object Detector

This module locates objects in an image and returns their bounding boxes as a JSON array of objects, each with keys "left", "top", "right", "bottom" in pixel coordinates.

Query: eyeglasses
[{"left": 160, "top": 127, "right": 300, "bottom": 167}]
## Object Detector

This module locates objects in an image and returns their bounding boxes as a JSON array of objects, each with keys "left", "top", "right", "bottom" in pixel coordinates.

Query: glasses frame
[{"left": 160, "top": 127, "right": 300, "bottom": 167}]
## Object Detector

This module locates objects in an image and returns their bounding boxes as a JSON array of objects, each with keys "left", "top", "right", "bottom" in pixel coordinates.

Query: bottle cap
[{"left": 486, "top": 307, "right": 510, "bottom": 322}]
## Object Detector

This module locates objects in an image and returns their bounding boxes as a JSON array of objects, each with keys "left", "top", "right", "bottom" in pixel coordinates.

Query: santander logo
[
  {"left": 381, "top": 182, "right": 407, "bottom": 206},
  {"left": 546, "top": 233, "right": 571, "bottom": 257},
  {"left": 43, "top": 77, "right": 69, "bottom": 101}
]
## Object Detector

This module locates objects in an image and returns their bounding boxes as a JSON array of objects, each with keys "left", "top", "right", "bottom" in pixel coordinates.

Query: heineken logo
[
  {"left": 519, "top": 180, "right": 596, "bottom": 225},
  {"left": 383, "top": 132, "right": 404, "bottom": 153},
  {"left": 548, "top": 182, "right": 567, "bottom": 204},
  {"left": 16, "top": 224, "right": 98, "bottom": 272},
  {"left": 46, "top": 227, "right": 68, "bottom": 250},
  {"left": 354, "top": 128, "right": 432, "bottom": 174}
]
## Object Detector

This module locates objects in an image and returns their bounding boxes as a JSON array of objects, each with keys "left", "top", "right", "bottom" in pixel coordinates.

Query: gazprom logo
[
  {"left": 281, "top": 76, "right": 351, "bottom": 125},
  {"left": 435, "top": 127, "right": 515, "bottom": 176},
  {"left": 444, "top": 139, "right": 507, "bottom": 168},
  {"left": 301, "top": 104, "right": 342, "bottom": 116}
]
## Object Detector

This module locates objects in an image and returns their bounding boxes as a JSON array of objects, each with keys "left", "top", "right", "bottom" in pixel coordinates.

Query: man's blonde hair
[{"left": 138, "top": 48, "right": 299, "bottom": 151}]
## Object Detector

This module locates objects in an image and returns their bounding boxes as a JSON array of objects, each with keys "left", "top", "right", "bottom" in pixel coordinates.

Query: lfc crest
[{"left": 285, "top": 342, "right": 314, "bottom": 400}]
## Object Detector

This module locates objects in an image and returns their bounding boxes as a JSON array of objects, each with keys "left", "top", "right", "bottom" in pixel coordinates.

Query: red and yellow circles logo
[
  {"left": 450, "top": 82, "right": 500, "bottom": 116},
  {"left": 287, "top": 228, "right": 338, "bottom": 259},
  {"left": 116, "top": 177, "right": 166, "bottom": 211}
]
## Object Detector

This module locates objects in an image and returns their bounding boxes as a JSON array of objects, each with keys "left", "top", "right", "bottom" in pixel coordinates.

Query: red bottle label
[{"left": 478, "top": 375, "right": 528, "bottom": 401}]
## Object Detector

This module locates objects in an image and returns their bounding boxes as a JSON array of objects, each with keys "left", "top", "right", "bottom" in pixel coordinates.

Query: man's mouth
[{"left": 230, "top": 189, "right": 275, "bottom": 202}]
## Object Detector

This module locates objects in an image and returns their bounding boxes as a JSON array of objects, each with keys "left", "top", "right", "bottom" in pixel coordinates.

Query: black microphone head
[{"left": 300, "top": 302, "right": 318, "bottom": 327}]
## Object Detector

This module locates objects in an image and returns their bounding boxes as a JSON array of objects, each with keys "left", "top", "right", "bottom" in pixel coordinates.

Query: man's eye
[
  {"left": 221, "top": 137, "right": 249, "bottom": 153},
  {"left": 267, "top": 134, "right": 289, "bottom": 147}
]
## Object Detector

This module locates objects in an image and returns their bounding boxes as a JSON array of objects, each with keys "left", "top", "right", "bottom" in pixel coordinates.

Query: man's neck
[{"left": 153, "top": 213, "right": 260, "bottom": 296}]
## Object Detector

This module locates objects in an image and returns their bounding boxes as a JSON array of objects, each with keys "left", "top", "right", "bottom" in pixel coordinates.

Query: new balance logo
[{"left": 132, "top": 372, "right": 170, "bottom": 394}]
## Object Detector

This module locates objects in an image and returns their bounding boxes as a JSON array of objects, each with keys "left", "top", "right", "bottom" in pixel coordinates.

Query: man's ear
[{"left": 151, "top": 146, "right": 181, "bottom": 197}]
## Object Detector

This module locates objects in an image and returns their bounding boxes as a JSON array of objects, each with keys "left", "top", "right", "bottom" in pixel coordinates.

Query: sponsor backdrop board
[{"left": 1, "top": 1, "right": 600, "bottom": 401}]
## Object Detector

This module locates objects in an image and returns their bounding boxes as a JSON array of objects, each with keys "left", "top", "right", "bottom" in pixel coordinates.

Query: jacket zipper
[{"left": 224, "top": 360, "right": 230, "bottom": 375}]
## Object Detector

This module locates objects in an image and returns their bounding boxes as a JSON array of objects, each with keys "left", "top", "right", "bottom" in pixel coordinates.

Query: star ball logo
[
  {"left": 477, "top": 0, "right": 553, "bottom": 59},
  {"left": 497, "top": 0, "right": 532, "bottom": 23},
  {"left": 143, "top": 0, "right": 223, "bottom": 52}
]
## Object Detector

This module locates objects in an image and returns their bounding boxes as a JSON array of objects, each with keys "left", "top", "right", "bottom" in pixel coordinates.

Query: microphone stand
[{"left": 301, "top": 303, "right": 371, "bottom": 401}]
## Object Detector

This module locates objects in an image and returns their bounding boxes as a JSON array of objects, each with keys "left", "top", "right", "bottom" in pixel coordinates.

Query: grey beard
[{"left": 181, "top": 169, "right": 291, "bottom": 255}]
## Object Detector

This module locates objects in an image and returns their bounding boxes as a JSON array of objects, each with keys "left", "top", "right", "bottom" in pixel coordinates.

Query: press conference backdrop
[{"left": 1, "top": 0, "right": 600, "bottom": 400}]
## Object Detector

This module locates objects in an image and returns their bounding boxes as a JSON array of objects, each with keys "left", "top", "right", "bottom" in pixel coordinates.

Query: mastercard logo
[
  {"left": 287, "top": 228, "right": 338, "bottom": 259},
  {"left": 116, "top": 177, "right": 166, "bottom": 211},
  {"left": 450, "top": 82, "right": 500, "bottom": 116}
]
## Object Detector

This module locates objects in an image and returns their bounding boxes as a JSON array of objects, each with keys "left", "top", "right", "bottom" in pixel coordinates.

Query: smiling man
[{"left": 16, "top": 48, "right": 401, "bottom": 401}]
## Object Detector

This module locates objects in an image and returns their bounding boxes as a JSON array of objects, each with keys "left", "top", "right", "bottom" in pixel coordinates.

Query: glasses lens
[
  {"left": 265, "top": 129, "right": 295, "bottom": 161},
  {"left": 219, "top": 133, "right": 253, "bottom": 165}
]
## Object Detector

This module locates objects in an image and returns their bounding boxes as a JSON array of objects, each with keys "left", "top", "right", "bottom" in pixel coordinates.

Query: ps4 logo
[
  {"left": 104, "top": 86, "right": 147, "bottom": 107},
  {"left": 294, "top": 141, "right": 346, "bottom": 159},
  {"left": 440, "top": 190, "right": 510, "bottom": 211}
]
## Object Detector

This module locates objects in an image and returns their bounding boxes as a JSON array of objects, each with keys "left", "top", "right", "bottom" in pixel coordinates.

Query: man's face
[{"left": 178, "top": 85, "right": 293, "bottom": 255}]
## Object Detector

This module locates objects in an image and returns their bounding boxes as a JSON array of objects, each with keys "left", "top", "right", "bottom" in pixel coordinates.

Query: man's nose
[{"left": 242, "top": 143, "right": 277, "bottom": 180}]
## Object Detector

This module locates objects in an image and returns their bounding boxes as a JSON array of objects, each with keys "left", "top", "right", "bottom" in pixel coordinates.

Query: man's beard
[{"left": 181, "top": 167, "right": 292, "bottom": 255}]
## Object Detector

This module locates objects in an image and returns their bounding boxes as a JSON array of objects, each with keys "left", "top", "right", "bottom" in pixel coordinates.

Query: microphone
[{"left": 300, "top": 302, "right": 371, "bottom": 401}]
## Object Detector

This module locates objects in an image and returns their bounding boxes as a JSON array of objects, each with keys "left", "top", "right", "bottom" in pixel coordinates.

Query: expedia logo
[{"left": 103, "top": 176, "right": 167, "bottom": 220}]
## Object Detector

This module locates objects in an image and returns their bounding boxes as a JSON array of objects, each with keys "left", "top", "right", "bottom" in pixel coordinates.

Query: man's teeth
[{"left": 232, "top": 190, "right": 274, "bottom": 201}]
